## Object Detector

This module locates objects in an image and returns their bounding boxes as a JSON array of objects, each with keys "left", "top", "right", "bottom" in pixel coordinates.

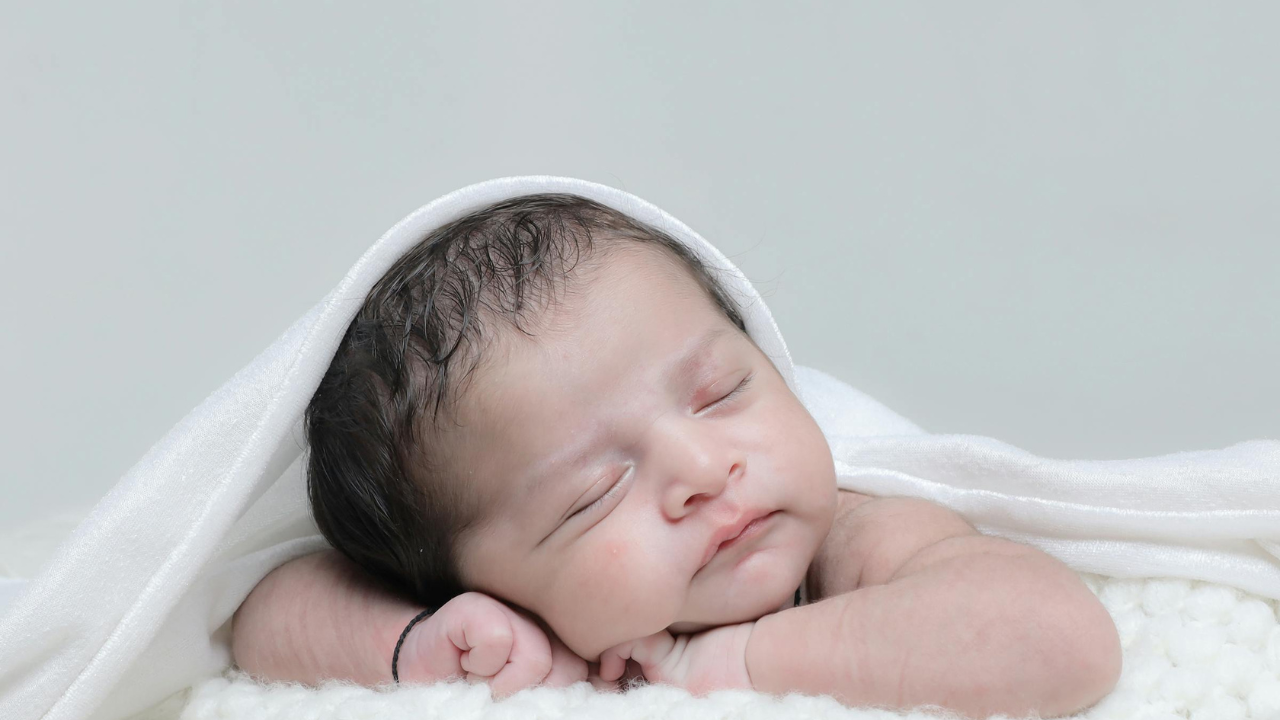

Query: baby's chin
[{"left": 664, "top": 582, "right": 798, "bottom": 635}]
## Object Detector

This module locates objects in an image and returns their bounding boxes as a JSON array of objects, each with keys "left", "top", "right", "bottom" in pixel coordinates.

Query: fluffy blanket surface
[{"left": 176, "top": 573, "right": 1280, "bottom": 720}]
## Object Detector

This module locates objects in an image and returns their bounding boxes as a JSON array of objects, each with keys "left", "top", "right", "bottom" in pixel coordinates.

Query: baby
[{"left": 230, "top": 194, "right": 1122, "bottom": 718}]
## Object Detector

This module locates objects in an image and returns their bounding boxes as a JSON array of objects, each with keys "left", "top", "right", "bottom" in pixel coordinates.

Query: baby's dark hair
[{"left": 305, "top": 193, "right": 750, "bottom": 609}]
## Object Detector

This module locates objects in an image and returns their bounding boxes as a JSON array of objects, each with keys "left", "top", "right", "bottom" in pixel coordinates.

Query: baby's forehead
[{"left": 447, "top": 245, "right": 734, "bottom": 437}]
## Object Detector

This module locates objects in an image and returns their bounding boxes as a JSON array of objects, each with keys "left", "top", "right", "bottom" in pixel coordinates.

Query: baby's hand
[
  {"left": 597, "top": 621, "right": 756, "bottom": 696},
  {"left": 395, "top": 592, "right": 616, "bottom": 698}
]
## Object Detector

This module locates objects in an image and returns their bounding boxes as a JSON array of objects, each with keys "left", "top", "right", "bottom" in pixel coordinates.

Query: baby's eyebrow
[
  {"left": 522, "top": 325, "right": 736, "bottom": 505},
  {"left": 668, "top": 326, "right": 737, "bottom": 394}
]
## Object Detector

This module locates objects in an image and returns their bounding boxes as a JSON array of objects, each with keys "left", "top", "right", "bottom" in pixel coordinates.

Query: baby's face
[{"left": 450, "top": 245, "right": 838, "bottom": 661}]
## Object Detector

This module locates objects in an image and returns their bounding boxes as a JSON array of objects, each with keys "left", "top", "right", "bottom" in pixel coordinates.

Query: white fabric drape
[{"left": 2, "top": 176, "right": 1275, "bottom": 720}]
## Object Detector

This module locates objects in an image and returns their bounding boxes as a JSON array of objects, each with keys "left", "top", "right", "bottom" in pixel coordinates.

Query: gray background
[{"left": 2, "top": 3, "right": 1277, "bottom": 530}]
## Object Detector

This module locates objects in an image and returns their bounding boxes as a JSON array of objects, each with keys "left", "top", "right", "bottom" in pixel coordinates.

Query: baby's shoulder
[
  {"left": 814, "top": 491, "right": 980, "bottom": 592},
  {"left": 835, "top": 489, "right": 877, "bottom": 516}
]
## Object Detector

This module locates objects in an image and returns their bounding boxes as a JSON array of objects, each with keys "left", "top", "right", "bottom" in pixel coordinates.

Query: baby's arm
[
  {"left": 230, "top": 550, "right": 598, "bottom": 693},
  {"left": 231, "top": 551, "right": 422, "bottom": 685},
  {"left": 746, "top": 494, "right": 1122, "bottom": 719}
]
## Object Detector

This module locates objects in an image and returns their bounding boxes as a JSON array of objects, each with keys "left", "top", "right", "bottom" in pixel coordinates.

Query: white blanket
[
  {"left": 177, "top": 574, "right": 1280, "bottom": 720},
  {"left": 1, "top": 176, "right": 1277, "bottom": 720}
]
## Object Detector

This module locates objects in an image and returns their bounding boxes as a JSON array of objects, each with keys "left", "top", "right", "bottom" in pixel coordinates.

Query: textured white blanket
[
  {"left": 177, "top": 574, "right": 1280, "bottom": 720},
  {"left": 2, "top": 176, "right": 1277, "bottom": 720}
]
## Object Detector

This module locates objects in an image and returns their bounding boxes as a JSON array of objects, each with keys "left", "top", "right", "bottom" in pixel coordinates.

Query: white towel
[{"left": 1, "top": 176, "right": 1276, "bottom": 720}]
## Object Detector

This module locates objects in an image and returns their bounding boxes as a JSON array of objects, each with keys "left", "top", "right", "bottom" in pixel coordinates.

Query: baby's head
[{"left": 306, "top": 194, "right": 837, "bottom": 660}]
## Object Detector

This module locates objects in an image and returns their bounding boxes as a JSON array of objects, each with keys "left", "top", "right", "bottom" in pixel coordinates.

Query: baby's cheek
[
  {"left": 579, "top": 536, "right": 679, "bottom": 618},
  {"left": 547, "top": 540, "right": 637, "bottom": 657},
  {"left": 555, "top": 538, "right": 637, "bottom": 611},
  {"left": 580, "top": 538, "right": 636, "bottom": 592},
  {"left": 601, "top": 537, "right": 627, "bottom": 561}
]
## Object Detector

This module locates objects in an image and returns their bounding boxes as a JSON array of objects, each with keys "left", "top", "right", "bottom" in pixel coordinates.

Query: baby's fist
[{"left": 394, "top": 592, "right": 609, "bottom": 698}]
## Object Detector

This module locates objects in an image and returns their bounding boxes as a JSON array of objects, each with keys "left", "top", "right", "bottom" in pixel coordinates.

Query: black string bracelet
[{"left": 391, "top": 608, "right": 436, "bottom": 684}]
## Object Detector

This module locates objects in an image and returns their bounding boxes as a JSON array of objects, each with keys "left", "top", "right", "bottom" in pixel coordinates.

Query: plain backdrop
[{"left": 1, "top": 2, "right": 1277, "bottom": 531}]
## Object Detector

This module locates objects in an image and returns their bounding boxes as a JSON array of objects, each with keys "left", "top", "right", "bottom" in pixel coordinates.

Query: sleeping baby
[{"left": 229, "top": 194, "right": 1122, "bottom": 719}]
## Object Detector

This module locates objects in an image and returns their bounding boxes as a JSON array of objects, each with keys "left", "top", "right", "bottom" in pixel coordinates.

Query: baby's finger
[
  {"left": 597, "top": 642, "right": 632, "bottom": 683},
  {"left": 627, "top": 630, "right": 677, "bottom": 672},
  {"left": 587, "top": 662, "right": 620, "bottom": 692},
  {"left": 452, "top": 614, "right": 514, "bottom": 678},
  {"left": 486, "top": 609, "right": 553, "bottom": 698},
  {"left": 602, "top": 631, "right": 675, "bottom": 683},
  {"left": 589, "top": 674, "right": 619, "bottom": 692}
]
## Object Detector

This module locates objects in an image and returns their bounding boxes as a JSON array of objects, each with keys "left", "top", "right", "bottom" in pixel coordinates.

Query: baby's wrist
[
  {"left": 307, "top": 552, "right": 432, "bottom": 684},
  {"left": 370, "top": 601, "right": 439, "bottom": 683}
]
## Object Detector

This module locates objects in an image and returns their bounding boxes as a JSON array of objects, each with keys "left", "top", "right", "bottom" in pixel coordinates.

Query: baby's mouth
[{"left": 695, "top": 510, "right": 780, "bottom": 573}]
